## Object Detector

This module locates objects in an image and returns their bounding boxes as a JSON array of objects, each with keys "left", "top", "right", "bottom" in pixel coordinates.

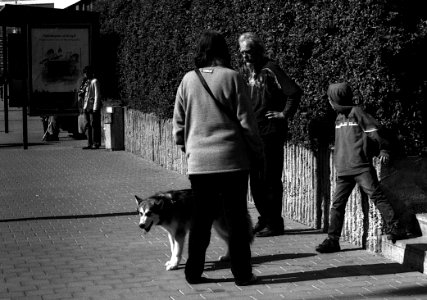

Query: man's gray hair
[{"left": 238, "top": 32, "right": 265, "bottom": 54}]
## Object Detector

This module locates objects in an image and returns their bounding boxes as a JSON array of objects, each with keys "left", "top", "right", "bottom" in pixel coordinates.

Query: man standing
[
  {"left": 81, "top": 65, "right": 102, "bottom": 150},
  {"left": 238, "top": 32, "right": 303, "bottom": 237}
]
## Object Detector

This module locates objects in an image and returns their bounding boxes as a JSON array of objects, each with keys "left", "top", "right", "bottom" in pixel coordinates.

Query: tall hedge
[{"left": 93, "top": 0, "right": 427, "bottom": 156}]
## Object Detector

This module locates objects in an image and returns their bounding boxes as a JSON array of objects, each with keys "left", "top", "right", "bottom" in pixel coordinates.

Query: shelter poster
[{"left": 31, "top": 27, "right": 89, "bottom": 93}]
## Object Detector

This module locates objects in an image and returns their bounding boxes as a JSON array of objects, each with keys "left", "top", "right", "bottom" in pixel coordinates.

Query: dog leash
[{"left": 194, "top": 68, "right": 261, "bottom": 170}]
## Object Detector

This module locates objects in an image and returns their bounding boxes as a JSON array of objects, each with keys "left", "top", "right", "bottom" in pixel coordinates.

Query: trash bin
[{"left": 103, "top": 106, "right": 124, "bottom": 151}]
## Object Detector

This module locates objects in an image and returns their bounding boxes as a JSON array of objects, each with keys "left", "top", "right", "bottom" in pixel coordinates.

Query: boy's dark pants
[
  {"left": 186, "top": 171, "right": 253, "bottom": 282},
  {"left": 250, "top": 134, "right": 285, "bottom": 231},
  {"left": 84, "top": 110, "right": 101, "bottom": 147},
  {"left": 328, "top": 168, "right": 398, "bottom": 240}
]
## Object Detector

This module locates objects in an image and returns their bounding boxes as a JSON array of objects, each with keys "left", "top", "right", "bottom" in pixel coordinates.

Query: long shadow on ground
[{"left": 209, "top": 262, "right": 414, "bottom": 285}]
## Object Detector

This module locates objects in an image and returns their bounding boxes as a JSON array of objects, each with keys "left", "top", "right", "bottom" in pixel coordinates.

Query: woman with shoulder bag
[{"left": 173, "top": 30, "right": 264, "bottom": 286}]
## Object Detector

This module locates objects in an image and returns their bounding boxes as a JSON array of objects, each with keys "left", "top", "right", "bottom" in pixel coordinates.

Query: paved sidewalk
[{"left": 1, "top": 107, "right": 427, "bottom": 299}]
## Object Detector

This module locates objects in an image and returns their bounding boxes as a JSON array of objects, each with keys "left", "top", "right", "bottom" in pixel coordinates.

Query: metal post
[
  {"left": 3, "top": 84, "right": 8, "bottom": 133},
  {"left": 23, "top": 25, "right": 28, "bottom": 149},
  {"left": 23, "top": 97, "right": 28, "bottom": 149},
  {"left": 2, "top": 25, "right": 8, "bottom": 133}
]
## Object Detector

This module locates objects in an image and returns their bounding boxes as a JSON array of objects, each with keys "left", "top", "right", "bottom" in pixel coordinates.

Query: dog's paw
[{"left": 165, "top": 259, "right": 180, "bottom": 271}]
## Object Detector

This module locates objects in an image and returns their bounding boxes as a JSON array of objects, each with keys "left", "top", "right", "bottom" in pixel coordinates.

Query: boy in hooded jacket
[{"left": 316, "top": 82, "right": 404, "bottom": 253}]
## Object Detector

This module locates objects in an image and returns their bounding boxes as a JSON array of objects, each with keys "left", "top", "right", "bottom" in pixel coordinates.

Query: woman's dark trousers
[{"left": 186, "top": 171, "right": 253, "bottom": 282}]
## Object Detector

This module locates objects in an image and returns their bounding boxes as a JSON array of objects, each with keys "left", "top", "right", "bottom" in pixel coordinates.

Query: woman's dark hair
[{"left": 194, "top": 30, "right": 231, "bottom": 68}]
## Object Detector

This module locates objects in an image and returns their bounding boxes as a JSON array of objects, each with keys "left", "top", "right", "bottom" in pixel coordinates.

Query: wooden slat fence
[{"left": 124, "top": 108, "right": 385, "bottom": 252}]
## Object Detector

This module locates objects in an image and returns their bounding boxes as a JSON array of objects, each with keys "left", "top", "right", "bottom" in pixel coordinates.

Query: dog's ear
[
  {"left": 154, "top": 198, "right": 165, "bottom": 209},
  {"left": 158, "top": 192, "right": 173, "bottom": 200},
  {"left": 135, "top": 195, "right": 144, "bottom": 206}
]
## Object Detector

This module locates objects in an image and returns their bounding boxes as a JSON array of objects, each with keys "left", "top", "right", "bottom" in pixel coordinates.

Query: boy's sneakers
[{"left": 315, "top": 238, "right": 341, "bottom": 253}]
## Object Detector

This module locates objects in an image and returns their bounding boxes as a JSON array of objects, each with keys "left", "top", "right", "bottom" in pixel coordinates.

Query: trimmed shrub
[{"left": 93, "top": 0, "right": 427, "bottom": 155}]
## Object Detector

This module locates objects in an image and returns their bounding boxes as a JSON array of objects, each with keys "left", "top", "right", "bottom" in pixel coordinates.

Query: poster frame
[{"left": 27, "top": 24, "right": 93, "bottom": 116}]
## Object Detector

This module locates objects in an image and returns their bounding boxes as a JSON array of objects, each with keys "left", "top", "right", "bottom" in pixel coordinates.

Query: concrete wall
[{"left": 123, "top": 108, "right": 427, "bottom": 253}]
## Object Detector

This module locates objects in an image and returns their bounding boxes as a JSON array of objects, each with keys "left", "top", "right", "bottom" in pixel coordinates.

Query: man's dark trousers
[
  {"left": 85, "top": 110, "right": 101, "bottom": 147},
  {"left": 250, "top": 134, "right": 285, "bottom": 231}
]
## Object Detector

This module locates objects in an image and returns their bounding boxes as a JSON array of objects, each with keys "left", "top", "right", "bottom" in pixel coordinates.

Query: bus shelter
[{"left": 0, "top": 4, "right": 99, "bottom": 148}]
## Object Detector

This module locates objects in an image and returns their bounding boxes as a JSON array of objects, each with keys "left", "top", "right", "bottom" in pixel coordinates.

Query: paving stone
[{"left": 1, "top": 108, "right": 427, "bottom": 299}]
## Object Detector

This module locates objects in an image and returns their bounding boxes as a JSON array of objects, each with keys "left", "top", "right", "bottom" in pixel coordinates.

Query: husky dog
[{"left": 135, "top": 189, "right": 253, "bottom": 271}]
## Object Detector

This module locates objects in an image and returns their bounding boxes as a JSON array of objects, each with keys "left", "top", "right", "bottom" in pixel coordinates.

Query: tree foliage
[{"left": 93, "top": 0, "right": 427, "bottom": 155}]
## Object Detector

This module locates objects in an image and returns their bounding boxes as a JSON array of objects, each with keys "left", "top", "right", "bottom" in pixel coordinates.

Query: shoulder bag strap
[{"left": 194, "top": 68, "right": 238, "bottom": 123}]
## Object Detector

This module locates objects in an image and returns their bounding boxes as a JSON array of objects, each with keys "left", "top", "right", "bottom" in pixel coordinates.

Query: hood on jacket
[{"left": 327, "top": 82, "right": 354, "bottom": 114}]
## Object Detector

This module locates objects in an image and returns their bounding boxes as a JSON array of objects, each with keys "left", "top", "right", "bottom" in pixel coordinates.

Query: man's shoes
[
  {"left": 315, "top": 238, "right": 341, "bottom": 253},
  {"left": 235, "top": 274, "right": 258, "bottom": 286},
  {"left": 92, "top": 144, "right": 100, "bottom": 150},
  {"left": 387, "top": 226, "right": 406, "bottom": 242},
  {"left": 186, "top": 276, "right": 211, "bottom": 284},
  {"left": 255, "top": 226, "right": 284, "bottom": 237},
  {"left": 253, "top": 221, "right": 266, "bottom": 234},
  {"left": 82, "top": 146, "right": 93, "bottom": 150}
]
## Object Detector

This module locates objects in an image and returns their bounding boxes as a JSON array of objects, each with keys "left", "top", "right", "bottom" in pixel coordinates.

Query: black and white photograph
[{"left": 1, "top": 0, "right": 427, "bottom": 299}]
